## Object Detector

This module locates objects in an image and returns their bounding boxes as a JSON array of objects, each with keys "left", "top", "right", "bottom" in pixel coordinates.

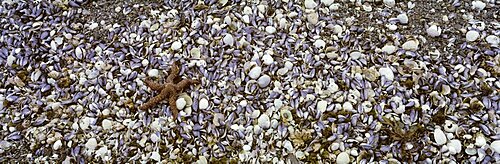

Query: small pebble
[
  {"left": 213, "top": 113, "right": 224, "bottom": 126},
  {"left": 242, "top": 15, "right": 250, "bottom": 24},
  {"left": 296, "top": 151, "right": 305, "bottom": 159},
  {"left": 362, "top": 5, "right": 372, "bottom": 12},
  {"left": 465, "top": 146, "right": 477, "bottom": 155},
  {"left": 307, "top": 12, "right": 319, "bottom": 25},
  {"left": 51, "top": 102, "right": 62, "bottom": 110},
  {"left": 114, "top": 6, "right": 122, "bottom": 12},
  {"left": 443, "top": 120, "right": 458, "bottom": 133},
  {"left": 393, "top": 105, "right": 405, "bottom": 114},
  {"left": 54, "top": 37, "right": 63, "bottom": 45},
  {"left": 95, "top": 61, "right": 106, "bottom": 71},
  {"left": 350, "top": 149, "right": 359, "bottom": 156},
  {"left": 249, "top": 66, "right": 262, "bottom": 79},
  {"left": 466, "top": 30, "right": 480, "bottom": 42},
  {"left": 257, "top": 75, "right": 271, "bottom": 88},
  {"left": 284, "top": 61, "right": 294, "bottom": 70},
  {"left": 361, "top": 101, "right": 372, "bottom": 113},
  {"left": 88, "top": 23, "right": 98, "bottom": 30}
]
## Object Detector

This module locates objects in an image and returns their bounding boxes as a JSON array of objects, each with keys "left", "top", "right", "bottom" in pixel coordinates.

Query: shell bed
[{"left": 0, "top": 0, "right": 499, "bottom": 163}]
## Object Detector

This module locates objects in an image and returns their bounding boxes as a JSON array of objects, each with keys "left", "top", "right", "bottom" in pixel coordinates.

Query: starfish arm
[
  {"left": 166, "top": 63, "right": 180, "bottom": 83},
  {"left": 139, "top": 87, "right": 171, "bottom": 110},
  {"left": 175, "top": 79, "right": 200, "bottom": 91},
  {"left": 144, "top": 78, "right": 164, "bottom": 91},
  {"left": 168, "top": 95, "right": 178, "bottom": 118}
]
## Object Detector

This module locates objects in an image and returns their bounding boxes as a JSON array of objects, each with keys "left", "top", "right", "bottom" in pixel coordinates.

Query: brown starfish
[{"left": 139, "top": 62, "right": 199, "bottom": 118}]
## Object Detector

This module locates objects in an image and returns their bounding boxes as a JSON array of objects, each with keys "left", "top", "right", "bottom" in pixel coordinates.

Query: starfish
[{"left": 139, "top": 62, "right": 199, "bottom": 118}]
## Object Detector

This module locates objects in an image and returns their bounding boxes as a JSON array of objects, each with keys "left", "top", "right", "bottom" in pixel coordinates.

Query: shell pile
[{"left": 0, "top": 0, "right": 499, "bottom": 163}]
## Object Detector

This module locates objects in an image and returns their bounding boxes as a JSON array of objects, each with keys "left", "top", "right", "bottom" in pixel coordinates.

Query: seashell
[{"left": 178, "top": 93, "right": 193, "bottom": 107}]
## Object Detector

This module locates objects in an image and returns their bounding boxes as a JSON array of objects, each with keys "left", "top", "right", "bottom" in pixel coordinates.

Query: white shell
[
  {"left": 257, "top": 75, "right": 271, "bottom": 88},
  {"left": 313, "top": 39, "right": 326, "bottom": 49},
  {"left": 381, "top": 45, "right": 397, "bottom": 54},
  {"left": 321, "top": 0, "right": 334, "bottom": 6},
  {"left": 248, "top": 66, "right": 262, "bottom": 79},
  {"left": 433, "top": 128, "right": 447, "bottom": 145},
  {"left": 199, "top": 98, "right": 209, "bottom": 110},
  {"left": 317, "top": 100, "right": 328, "bottom": 113},
  {"left": 379, "top": 67, "right": 394, "bottom": 81},
  {"left": 178, "top": 93, "right": 193, "bottom": 107},
  {"left": 171, "top": 41, "right": 182, "bottom": 50},
  {"left": 475, "top": 134, "right": 487, "bottom": 147},
  {"left": 147, "top": 69, "right": 159, "bottom": 77},
  {"left": 85, "top": 138, "right": 98, "bottom": 150},
  {"left": 447, "top": 139, "right": 462, "bottom": 154},
  {"left": 223, "top": 34, "right": 234, "bottom": 46},
  {"left": 261, "top": 54, "right": 274, "bottom": 65},
  {"left": 402, "top": 40, "right": 419, "bottom": 51},
  {"left": 265, "top": 26, "right": 276, "bottom": 34},
  {"left": 471, "top": 1, "right": 486, "bottom": 10},
  {"left": 336, "top": 152, "right": 350, "bottom": 164},
  {"left": 466, "top": 30, "right": 480, "bottom": 42},
  {"left": 426, "top": 25, "right": 442, "bottom": 37},
  {"left": 257, "top": 113, "right": 270, "bottom": 129},
  {"left": 490, "top": 140, "right": 500, "bottom": 154},
  {"left": 304, "top": 0, "right": 318, "bottom": 9},
  {"left": 397, "top": 13, "right": 409, "bottom": 24},
  {"left": 383, "top": 0, "right": 395, "bottom": 7}
]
